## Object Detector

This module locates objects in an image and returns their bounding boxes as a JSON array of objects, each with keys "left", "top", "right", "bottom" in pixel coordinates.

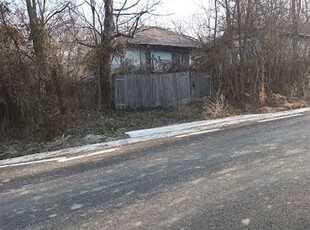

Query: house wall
[
  {"left": 285, "top": 36, "right": 310, "bottom": 56},
  {"left": 112, "top": 46, "right": 193, "bottom": 73},
  {"left": 140, "top": 48, "right": 147, "bottom": 66},
  {"left": 231, "top": 36, "right": 310, "bottom": 59}
]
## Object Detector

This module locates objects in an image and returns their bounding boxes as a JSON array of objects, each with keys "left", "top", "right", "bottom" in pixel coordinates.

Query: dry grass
[
  {"left": 1, "top": 94, "right": 309, "bottom": 160},
  {"left": 0, "top": 102, "right": 206, "bottom": 159},
  {"left": 203, "top": 94, "right": 231, "bottom": 119}
]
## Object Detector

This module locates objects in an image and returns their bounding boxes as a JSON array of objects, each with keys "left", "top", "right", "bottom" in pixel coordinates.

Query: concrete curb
[
  {"left": 125, "top": 107, "right": 310, "bottom": 138},
  {"left": 1, "top": 107, "right": 310, "bottom": 166}
]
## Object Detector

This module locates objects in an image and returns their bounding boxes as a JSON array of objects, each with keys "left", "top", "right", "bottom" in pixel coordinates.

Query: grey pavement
[{"left": 1, "top": 112, "right": 310, "bottom": 229}]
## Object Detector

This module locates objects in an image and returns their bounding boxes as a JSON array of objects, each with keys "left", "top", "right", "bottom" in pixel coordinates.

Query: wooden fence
[{"left": 114, "top": 72, "right": 211, "bottom": 110}]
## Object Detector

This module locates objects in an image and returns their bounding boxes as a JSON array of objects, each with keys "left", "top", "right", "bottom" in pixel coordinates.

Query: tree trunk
[
  {"left": 99, "top": 50, "right": 113, "bottom": 108},
  {"left": 25, "top": 0, "right": 48, "bottom": 97},
  {"left": 97, "top": 0, "right": 115, "bottom": 110}
]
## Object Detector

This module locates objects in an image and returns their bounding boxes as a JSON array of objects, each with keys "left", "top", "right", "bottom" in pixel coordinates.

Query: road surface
[{"left": 1, "top": 112, "right": 310, "bottom": 229}]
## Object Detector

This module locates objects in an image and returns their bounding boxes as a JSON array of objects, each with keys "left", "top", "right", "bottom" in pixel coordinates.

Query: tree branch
[{"left": 44, "top": 2, "right": 70, "bottom": 25}]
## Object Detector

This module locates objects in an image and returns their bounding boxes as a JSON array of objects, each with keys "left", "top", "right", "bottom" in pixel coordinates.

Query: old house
[{"left": 112, "top": 27, "right": 201, "bottom": 73}]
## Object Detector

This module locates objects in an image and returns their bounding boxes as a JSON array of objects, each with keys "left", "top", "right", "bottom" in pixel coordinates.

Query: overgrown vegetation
[
  {"left": 196, "top": 0, "right": 310, "bottom": 104},
  {"left": 0, "top": 0, "right": 159, "bottom": 139},
  {"left": 203, "top": 93, "right": 231, "bottom": 118},
  {"left": 1, "top": 0, "right": 310, "bottom": 159}
]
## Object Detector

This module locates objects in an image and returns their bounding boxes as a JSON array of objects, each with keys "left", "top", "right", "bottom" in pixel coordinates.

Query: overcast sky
[
  {"left": 143, "top": 0, "right": 206, "bottom": 33},
  {"left": 77, "top": 0, "right": 208, "bottom": 34},
  {"left": 160, "top": 0, "right": 201, "bottom": 21}
]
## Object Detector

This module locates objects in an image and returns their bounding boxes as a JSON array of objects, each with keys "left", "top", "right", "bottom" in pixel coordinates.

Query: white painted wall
[{"left": 112, "top": 47, "right": 192, "bottom": 72}]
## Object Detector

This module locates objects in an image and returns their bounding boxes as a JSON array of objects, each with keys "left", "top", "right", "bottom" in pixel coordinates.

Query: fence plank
[
  {"left": 190, "top": 72, "right": 212, "bottom": 100},
  {"left": 114, "top": 76, "right": 126, "bottom": 110},
  {"left": 114, "top": 72, "right": 211, "bottom": 109}
]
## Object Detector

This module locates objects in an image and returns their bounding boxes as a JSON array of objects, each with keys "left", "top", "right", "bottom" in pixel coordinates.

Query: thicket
[
  {"left": 0, "top": 2, "right": 94, "bottom": 139},
  {"left": 196, "top": 0, "right": 310, "bottom": 104},
  {"left": 0, "top": 0, "right": 159, "bottom": 140},
  {"left": 1, "top": 0, "right": 310, "bottom": 140}
]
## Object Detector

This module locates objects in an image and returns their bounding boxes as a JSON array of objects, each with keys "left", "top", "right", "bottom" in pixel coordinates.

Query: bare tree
[
  {"left": 195, "top": 0, "right": 310, "bottom": 104},
  {"left": 73, "top": 0, "right": 161, "bottom": 110}
]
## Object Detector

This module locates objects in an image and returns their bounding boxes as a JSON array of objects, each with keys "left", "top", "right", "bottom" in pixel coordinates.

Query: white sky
[
  {"left": 78, "top": 0, "right": 203, "bottom": 25},
  {"left": 160, "top": 0, "right": 201, "bottom": 21},
  {"left": 144, "top": 0, "right": 209, "bottom": 35},
  {"left": 145, "top": 0, "right": 203, "bottom": 29},
  {"left": 13, "top": 0, "right": 205, "bottom": 24},
  {"left": 158, "top": 0, "right": 198, "bottom": 19}
]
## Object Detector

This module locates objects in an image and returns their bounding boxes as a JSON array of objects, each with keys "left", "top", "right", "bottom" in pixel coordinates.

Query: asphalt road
[{"left": 1, "top": 112, "right": 310, "bottom": 229}]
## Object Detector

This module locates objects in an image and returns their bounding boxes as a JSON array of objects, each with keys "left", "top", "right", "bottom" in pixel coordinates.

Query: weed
[{"left": 203, "top": 93, "right": 230, "bottom": 119}]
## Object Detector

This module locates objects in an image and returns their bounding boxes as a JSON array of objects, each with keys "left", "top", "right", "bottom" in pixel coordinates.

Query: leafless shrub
[
  {"left": 301, "top": 76, "right": 310, "bottom": 99},
  {"left": 203, "top": 93, "right": 230, "bottom": 119},
  {"left": 195, "top": 0, "right": 310, "bottom": 105},
  {"left": 290, "top": 82, "right": 299, "bottom": 98}
]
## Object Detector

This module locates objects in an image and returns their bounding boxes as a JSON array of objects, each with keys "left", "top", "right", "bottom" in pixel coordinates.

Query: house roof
[{"left": 125, "top": 27, "right": 201, "bottom": 49}]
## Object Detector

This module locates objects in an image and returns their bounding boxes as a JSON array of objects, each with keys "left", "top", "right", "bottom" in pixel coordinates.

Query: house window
[{"left": 150, "top": 51, "right": 172, "bottom": 72}]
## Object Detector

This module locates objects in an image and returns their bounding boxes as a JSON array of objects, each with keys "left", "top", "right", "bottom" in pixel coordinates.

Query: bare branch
[
  {"left": 114, "top": 0, "right": 141, "bottom": 11},
  {"left": 44, "top": 2, "right": 70, "bottom": 25}
]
